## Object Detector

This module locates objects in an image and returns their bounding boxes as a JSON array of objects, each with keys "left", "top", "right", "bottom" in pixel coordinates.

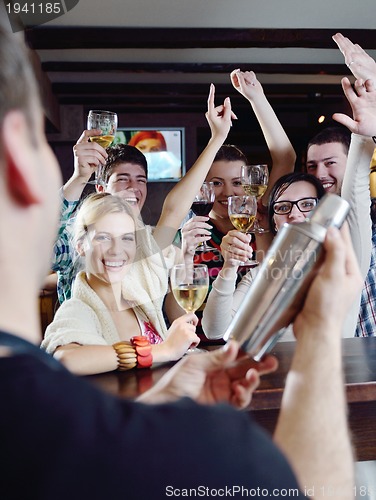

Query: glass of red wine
[{"left": 190, "top": 181, "right": 215, "bottom": 252}]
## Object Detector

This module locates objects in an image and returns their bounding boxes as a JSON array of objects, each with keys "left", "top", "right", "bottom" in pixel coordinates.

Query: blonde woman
[{"left": 42, "top": 193, "right": 199, "bottom": 375}]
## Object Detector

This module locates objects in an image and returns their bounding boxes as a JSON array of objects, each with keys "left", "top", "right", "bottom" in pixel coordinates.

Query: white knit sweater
[{"left": 42, "top": 261, "right": 169, "bottom": 354}]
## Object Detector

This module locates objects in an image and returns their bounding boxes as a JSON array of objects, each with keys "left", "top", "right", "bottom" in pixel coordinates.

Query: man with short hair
[{"left": 306, "top": 126, "right": 351, "bottom": 195}]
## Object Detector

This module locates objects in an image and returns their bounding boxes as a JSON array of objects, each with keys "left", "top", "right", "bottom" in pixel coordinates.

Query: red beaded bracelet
[{"left": 131, "top": 336, "right": 153, "bottom": 369}]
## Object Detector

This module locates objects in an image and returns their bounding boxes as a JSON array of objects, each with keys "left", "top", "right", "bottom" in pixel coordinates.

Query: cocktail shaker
[{"left": 222, "top": 193, "right": 350, "bottom": 361}]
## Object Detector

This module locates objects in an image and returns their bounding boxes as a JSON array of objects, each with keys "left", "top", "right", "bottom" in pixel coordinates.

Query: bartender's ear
[{"left": 2, "top": 110, "right": 41, "bottom": 206}]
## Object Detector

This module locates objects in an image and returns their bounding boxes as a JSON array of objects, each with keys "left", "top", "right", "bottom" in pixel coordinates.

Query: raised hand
[
  {"left": 72, "top": 129, "right": 108, "bottom": 181},
  {"left": 205, "top": 83, "right": 237, "bottom": 142},
  {"left": 333, "top": 33, "right": 376, "bottom": 81},
  {"left": 332, "top": 77, "right": 376, "bottom": 135},
  {"left": 230, "top": 69, "right": 264, "bottom": 102}
]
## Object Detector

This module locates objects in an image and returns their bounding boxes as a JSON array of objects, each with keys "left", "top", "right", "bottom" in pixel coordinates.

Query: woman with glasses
[{"left": 202, "top": 172, "right": 325, "bottom": 339}]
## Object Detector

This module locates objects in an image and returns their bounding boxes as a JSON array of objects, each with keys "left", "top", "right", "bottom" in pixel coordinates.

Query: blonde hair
[{"left": 72, "top": 193, "right": 159, "bottom": 264}]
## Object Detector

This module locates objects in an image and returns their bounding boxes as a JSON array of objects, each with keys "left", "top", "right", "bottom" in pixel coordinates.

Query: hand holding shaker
[{"left": 222, "top": 193, "right": 350, "bottom": 361}]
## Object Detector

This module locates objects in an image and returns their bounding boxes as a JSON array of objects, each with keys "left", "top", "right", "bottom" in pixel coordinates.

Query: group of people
[{"left": 1, "top": 25, "right": 376, "bottom": 498}]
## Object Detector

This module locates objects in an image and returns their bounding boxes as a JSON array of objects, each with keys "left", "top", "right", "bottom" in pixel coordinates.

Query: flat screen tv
[{"left": 113, "top": 127, "right": 185, "bottom": 181}]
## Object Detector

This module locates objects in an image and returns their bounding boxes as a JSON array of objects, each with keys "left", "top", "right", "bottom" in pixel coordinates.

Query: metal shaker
[{"left": 222, "top": 193, "right": 350, "bottom": 361}]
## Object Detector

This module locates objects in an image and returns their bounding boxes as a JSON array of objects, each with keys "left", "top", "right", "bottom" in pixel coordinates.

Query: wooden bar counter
[{"left": 86, "top": 337, "right": 376, "bottom": 462}]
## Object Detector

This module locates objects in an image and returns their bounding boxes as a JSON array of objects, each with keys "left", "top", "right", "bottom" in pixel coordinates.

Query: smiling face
[
  {"left": 272, "top": 181, "right": 319, "bottom": 232},
  {"left": 306, "top": 142, "right": 348, "bottom": 195},
  {"left": 206, "top": 160, "right": 245, "bottom": 219},
  {"left": 81, "top": 212, "right": 137, "bottom": 288},
  {"left": 103, "top": 163, "right": 147, "bottom": 213}
]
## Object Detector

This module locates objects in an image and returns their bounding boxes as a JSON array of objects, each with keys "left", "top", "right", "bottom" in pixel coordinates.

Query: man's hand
[
  {"left": 294, "top": 224, "right": 363, "bottom": 337},
  {"left": 72, "top": 129, "right": 108, "bottom": 181},
  {"left": 138, "top": 341, "right": 278, "bottom": 409},
  {"left": 332, "top": 77, "right": 376, "bottom": 136}
]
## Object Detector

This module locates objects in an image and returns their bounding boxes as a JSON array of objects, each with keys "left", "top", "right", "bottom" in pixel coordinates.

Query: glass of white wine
[
  {"left": 87, "top": 110, "right": 118, "bottom": 186},
  {"left": 227, "top": 195, "right": 258, "bottom": 266},
  {"left": 240, "top": 164, "right": 269, "bottom": 233},
  {"left": 171, "top": 263, "right": 209, "bottom": 353}
]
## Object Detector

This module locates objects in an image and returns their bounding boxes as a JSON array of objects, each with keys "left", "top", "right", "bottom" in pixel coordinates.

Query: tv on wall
[{"left": 114, "top": 127, "right": 185, "bottom": 181}]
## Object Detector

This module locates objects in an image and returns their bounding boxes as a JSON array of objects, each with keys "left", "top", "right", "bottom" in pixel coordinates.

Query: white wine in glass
[
  {"left": 87, "top": 110, "right": 118, "bottom": 186},
  {"left": 228, "top": 195, "right": 258, "bottom": 266},
  {"left": 241, "top": 164, "right": 269, "bottom": 233},
  {"left": 171, "top": 263, "right": 209, "bottom": 353}
]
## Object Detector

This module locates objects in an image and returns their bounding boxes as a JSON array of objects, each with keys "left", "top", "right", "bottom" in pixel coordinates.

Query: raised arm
[
  {"left": 230, "top": 70, "right": 296, "bottom": 203},
  {"left": 63, "top": 129, "right": 108, "bottom": 201},
  {"left": 153, "top": 84, "right": 236, "bottom": 250},
  {"left": 274, "top": 225, "right": 362, "bottom": 499},
  {"left": 333, "top": 32, "right": 376, "bottom": 82}
]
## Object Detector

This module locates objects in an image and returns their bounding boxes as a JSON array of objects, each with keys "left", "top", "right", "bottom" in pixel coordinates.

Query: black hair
[
  {"left": 268, "top": 172, "right": 326, "bottom": 235},
  {"left": 307, "top": 126, "right": 351, "bottom": 156},
  {"left": 102, "top": 144, "right": 148, "bottom": 183}
]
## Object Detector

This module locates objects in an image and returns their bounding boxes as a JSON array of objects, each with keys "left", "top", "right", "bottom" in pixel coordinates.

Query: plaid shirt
[
  {"left": 51, "top": 190, "right": 81, "bottom": 304},
  {"left": 356, "top": 223, "right": 376, "bottom": 337}
]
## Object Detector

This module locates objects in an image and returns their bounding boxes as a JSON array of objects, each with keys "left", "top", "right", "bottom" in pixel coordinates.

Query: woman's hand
[
  {"left": 205, "top": 83, "right": 237, "bottom": 142},
  {"left": 221, "top": 230, "right": 253, "bottom": 268},
  {"left": 230, "top": 69, "right": 264, "bottom": 103},
  {"left": 154, "top": 313, "right": 200, "bottom": 362},
  {"left": 181, "top": 216, "right": 212, "bottom": 257},
  {"left": 333, "top": 33, "right": 376, "bottom": 82}
]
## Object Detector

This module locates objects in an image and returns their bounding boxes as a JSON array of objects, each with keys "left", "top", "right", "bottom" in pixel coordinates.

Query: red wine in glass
[
  {"left": 191, "top": 201, "right": 214, "bottom": 216},
  {"left": 191, "top": 182, "right": 215, "bottom": 252}
]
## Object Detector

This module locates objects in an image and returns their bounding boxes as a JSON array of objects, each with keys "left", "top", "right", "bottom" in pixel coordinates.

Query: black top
[{"left": 0, "top": 331, "right": 306, "bottom": 500}]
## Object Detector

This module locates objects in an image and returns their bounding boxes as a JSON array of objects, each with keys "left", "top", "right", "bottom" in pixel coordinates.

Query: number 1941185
[{"left": 6, "top": 3, "right": 62, "bottom": 14}]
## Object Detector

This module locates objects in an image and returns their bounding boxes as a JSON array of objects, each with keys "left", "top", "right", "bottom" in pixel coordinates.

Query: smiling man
[{"left": 306, "top": 126, "right": 351, "bottom": 195}]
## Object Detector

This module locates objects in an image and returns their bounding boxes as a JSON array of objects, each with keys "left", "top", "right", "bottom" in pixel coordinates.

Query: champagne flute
[
  {"left": 87, "top": 110, "right": 118, "bottom": 186},
  {"left": 240, "top": 164, "right": 269, "bottom": 233},
  {"left": 171, "top": 263, "right": 209, "bottom": 353},
  {"left": 227, "top": 195, "right": 258, "bottom": 266},
  {"left": 190, "top": 181, "right": 215, "bottom": 252}
]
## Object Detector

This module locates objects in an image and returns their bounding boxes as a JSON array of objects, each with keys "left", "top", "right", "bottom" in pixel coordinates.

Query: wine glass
[
  {"left": 87, "top": 110, "right": 118, "bottom": 186},
  {"left": 170, "top": 263, "right": 209, "bottom": 353},
  {"left": 240, "top": 164, "right": 269, "bottom": 233},
  {"left": 227, "top": 195, "right": 258, "bottom": 266},
  {"left": 190, "top": 181, "right": 215, "bottom": 252}
]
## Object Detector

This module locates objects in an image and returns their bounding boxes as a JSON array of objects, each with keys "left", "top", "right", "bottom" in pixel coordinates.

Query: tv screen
[{"left": 113, "top": 128, "right": 185, "bottom": 181}]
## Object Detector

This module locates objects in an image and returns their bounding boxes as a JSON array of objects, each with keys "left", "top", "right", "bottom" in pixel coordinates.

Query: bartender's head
[{"left": 0, "top": 28, "right": 62, "bottom": 293}]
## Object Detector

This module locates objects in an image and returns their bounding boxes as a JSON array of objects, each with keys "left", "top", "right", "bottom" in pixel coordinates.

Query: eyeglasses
[{"left": 272, "top": 197, "right": 318, "bottom": 216}]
